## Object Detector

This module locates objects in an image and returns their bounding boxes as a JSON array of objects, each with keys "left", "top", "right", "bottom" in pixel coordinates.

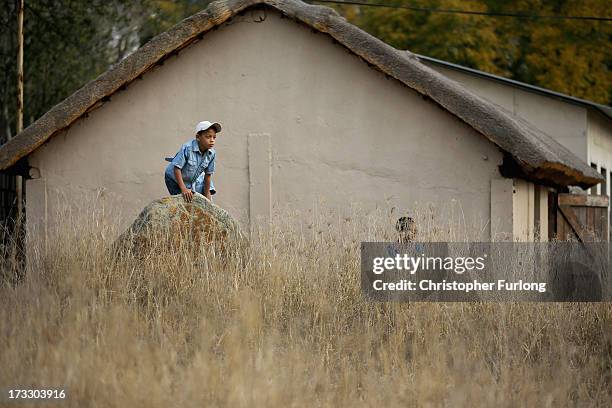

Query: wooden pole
[{"left": 16, "top": 0, "right": 24, "bottom": 220}]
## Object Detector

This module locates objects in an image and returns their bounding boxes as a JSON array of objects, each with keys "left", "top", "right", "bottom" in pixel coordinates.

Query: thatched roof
[
  {"left": 416, "top": 53, "right": 612, "bottom": 121},
  {"left": 0, "top": 0, "right": 602, "bottom": 188}
]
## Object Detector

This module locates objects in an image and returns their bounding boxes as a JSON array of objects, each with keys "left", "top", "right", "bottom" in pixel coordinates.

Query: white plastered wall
[
  {"left": 512, "top": 179, "right": 548, "bottom": 242},
  {"left": 424, "top": 64, "right": 589, "bottom": 162},
  {"left": 491, "top": 178, "right": 548, "bottom": 242},
  {"left": 587, "top": 109, "right": 612, "bottom": 194},
  {"left": 587, "top": 109, "right": 612, "bottom": 233}
]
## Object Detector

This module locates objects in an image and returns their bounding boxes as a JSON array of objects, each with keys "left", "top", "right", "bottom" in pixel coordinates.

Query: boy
[
  {"left": 396, "top": 216, "right": 417, "bottom": 243},
  {"left": 164, "top": 120, "right": 221, "bottom": 202}
]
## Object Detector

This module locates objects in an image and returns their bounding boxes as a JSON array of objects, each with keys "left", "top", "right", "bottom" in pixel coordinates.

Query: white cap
[{"left": 195, "top": 120, "right": 222, "bottom": 134}]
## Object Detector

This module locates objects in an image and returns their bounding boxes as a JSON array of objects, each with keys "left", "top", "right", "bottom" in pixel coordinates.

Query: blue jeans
[
  {"left": 165, "top": 174, "right": 182, "bottom": 195},
  {"left": 164, "top": 174, "right": 216, "bottom": 196}
]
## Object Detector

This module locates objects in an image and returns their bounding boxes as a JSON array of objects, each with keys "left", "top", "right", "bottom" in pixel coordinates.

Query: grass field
[{"left": 0, "top": 205, "right": 611, "bottom": 407}]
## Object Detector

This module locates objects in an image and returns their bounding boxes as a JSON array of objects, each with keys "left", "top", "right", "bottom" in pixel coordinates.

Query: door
[{"left": 549, "top": 193, "right": 609, "bottom": 242}]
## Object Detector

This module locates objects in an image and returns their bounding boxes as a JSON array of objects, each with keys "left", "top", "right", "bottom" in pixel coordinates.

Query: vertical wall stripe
[
  {"left": 248, "top": 133, "right": 271, "bottom": 236},
  {"left": 490, "top": 178, "right": 514, "bottom": 241},
  {"left": 44, "top": 177, "right": 48, "bottom": 256}
]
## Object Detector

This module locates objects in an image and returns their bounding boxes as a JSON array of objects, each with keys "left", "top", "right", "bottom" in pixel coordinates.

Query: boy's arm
[
  {"left": 203, "top": 174, "right": 212, "bottom": 200},
  {"left": 174, "top": 166, "right": 193, "bottom": 202}
]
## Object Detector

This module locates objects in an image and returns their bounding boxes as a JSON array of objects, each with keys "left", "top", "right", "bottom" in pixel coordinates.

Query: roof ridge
[
  {"left": 0, "top": 0, "right": 602, "bottom": 187},
  {"left": 414, "top": 53, "right": 612, "bottom": 118}
]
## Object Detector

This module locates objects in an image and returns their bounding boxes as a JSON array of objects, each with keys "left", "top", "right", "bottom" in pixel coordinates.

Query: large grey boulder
[{"left": 116, "top": 193, "right": 245, "bottom": 256}]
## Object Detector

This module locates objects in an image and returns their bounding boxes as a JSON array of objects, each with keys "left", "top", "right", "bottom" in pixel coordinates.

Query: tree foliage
[
  {"left": 0, "top": 1, "right": 139, "bottom": 142},
  {"left": 137, "top": 0, "right": 214, "bottom": 45},
  {"left": 330, "top": 0, "right": 611, "bottom": 105},
  {"left": 0, "top": 0, "right": 212, "bottom": 143}
]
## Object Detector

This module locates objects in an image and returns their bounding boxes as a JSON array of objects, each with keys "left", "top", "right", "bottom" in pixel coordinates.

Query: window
[
  {"left": 591, "top": 163, "right": 598, "bottom": 195},
  {"left": 601, "top": 168, "right": 607, "bottom": 195}
]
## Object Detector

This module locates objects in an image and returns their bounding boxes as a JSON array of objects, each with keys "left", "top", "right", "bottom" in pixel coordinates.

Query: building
[
  {"left": 417, "top": 54, "right": 612, "bottom": 196},
  {"left": 0, "top": 0, "right": 603, "bottom": 248}
]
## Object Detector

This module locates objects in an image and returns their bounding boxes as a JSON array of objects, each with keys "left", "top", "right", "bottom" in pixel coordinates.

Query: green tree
[
  {"left": 0, "top": 0, "right": 214, "bottom": 144},
  {"left": 137, "top": 0, "right": 214, "bottom": 44},
  {"left": 504, "top": 0, "right": 611, "bottom": 104},
  {"left": 329, "top": 0, "right": 611, "bottom": 105},
  {"left": 0, "top": 0, "right": 141, "bottom": 143}
]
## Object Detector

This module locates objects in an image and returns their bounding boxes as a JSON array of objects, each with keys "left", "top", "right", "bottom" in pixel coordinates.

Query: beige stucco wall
[
  {"left": 512, "top": 179, "right": 535, "bottom": 242},
  {"left": 491, "top": 178, "right": 548, "bottom": 242},
  {"left": 26, "top": 8, "right": 508, "bottom": 246},
  {"left": 511, "top": 179, "right": 549, "bottom": 242},
  {"left": 587, "top": 110, "right": 612, "bottom": 195},
  {"left": 587, "top": 109, "right": 612, "bottom": 233},
  {"left": 424, "top": 64, "right": 589, "bottom": 162}
]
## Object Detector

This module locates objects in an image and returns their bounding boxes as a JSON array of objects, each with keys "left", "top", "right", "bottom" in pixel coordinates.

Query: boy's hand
[{"left": 181, "top": 188, "right": 193, "bottom": 203}]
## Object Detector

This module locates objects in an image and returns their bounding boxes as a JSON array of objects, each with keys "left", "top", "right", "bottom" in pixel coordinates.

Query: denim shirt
[{"left": 165, "top": 139, "right": 216, "bottom": 193}]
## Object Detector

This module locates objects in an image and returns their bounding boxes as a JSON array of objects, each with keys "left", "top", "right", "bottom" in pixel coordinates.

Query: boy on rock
[{"left": 164, "top": 120, "right": 221, "bottom": 202}]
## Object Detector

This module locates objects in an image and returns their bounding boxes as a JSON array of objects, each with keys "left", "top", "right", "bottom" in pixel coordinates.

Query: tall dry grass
[{"left": 0, "top": 201, "right": 611, "bottom": 407}]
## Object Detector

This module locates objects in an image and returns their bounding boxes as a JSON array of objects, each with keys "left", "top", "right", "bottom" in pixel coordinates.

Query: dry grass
[{"left": 0, "top": 202, "right": 611, "bottom": 407}]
